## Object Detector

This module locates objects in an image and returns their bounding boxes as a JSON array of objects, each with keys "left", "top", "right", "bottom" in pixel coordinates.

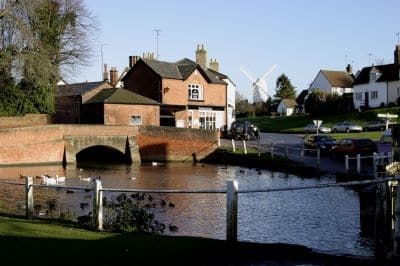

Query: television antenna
[
  {"left": 154, "top": 29, "right": 161, "bottom": 59},
  {"left": 396, "top": 32, "right": 400, "bottom": 45}
]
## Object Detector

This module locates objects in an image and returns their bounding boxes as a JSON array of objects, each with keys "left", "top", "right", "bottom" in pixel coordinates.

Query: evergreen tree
[{"left": 275, "top": 74, "right": 296, "bottom": 99}]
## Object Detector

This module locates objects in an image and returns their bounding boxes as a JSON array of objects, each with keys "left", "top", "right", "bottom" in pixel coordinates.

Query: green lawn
[
  {"left": 0, "top": 216, "right": 374, "bottom": 265},
  {"left": 239, "top": 107, "right": 399, "bottom": 139}
]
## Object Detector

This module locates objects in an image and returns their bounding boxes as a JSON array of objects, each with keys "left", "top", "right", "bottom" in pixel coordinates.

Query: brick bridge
[{"left": 0, "top": 124, "right": 218, "bottom": 166}]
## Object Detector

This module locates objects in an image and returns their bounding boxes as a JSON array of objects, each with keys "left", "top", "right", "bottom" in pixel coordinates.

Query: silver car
[
  {"left": 332, "top": 121, "right": 362, "bottom": 133},
  {"left": 304, "top": 123, "right": 331, "bottom": 134}
]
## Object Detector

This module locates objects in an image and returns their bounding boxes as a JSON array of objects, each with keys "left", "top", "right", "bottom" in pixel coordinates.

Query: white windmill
[{"left": 240, "top": 65, "right": 277, "bottom": 103}]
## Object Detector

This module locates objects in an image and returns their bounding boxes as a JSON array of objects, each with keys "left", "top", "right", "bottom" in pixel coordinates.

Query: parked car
[
  {"left": 332, "top": 122, "right": 362, "bottom": 133},
  {"left": 331, "top": 138, "right": 377, "bottom": 158},
  {"left": 304, "top": 123, "right": 332, "bottom": 134},
  {"left": 304, "top": 135, "right": 336, "bottom": 153},
  {"left": 363, "top": 120, "right": 391, "bottom": 131},
  {"left": 229, "top": 121, "right": 259, "bottom": 140}
]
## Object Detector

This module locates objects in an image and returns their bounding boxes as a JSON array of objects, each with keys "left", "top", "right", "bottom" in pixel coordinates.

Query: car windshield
[{"left": 316, "top": 136, "right": 334, "bottom": 141}]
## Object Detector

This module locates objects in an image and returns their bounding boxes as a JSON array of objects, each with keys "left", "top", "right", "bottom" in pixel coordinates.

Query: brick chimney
[
  {"left": 195, "top": 44, "right": 207, "bottom": 69},
  {"left": 103, "top": 64, "right": 109, "bottom": 81},
  {"left": 143, "top": 52, "right": 155, "bottom": 60},
  {"left": 129, "top": 55, "right": 140, "bottom": 68},
  {"left": 345, "top": 64, "right": 352, "bottom": 74},
  {"left": 395, "top": 45, "right": 400, "bottom": 65},
  {"left": 110, "top": 67, "right": 118, "bottom": 87},
  {"left": 209, "top": 58, "right": 219, "bottom": 72}
]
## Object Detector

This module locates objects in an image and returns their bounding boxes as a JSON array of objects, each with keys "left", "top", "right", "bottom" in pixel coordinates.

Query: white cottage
[
  {"left": 277, "top": 98, "right": 297, "bottom": 116},
  {"left": 353, "top": 45, "right": 400, "bottom": 110},
  {"left": 308, "top": 68, "right": 354, "bottom": 95}
]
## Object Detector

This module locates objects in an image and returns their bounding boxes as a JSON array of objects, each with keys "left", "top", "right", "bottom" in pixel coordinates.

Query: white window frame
[
  {"left": 355, "top": 92, "right": 362, "bottom": 101},
  {"left": 188, "top": 84, "right": 204, "bottom": 101},
  {"left": 131, "top": 116, "right": 142, "bottom": 125},
  {"left": 370, "top": 91, "right": 378, "bottom": 99}
]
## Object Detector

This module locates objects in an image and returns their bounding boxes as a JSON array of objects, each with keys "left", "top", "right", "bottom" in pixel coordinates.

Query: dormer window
[{"left": 370, "top": 72, "right": 377, "bottom": 82}]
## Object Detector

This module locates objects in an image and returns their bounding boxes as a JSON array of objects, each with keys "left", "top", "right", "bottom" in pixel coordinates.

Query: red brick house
[
  {"left": 82, "top": 87, "right": 159, "bottom": 126},
  {"left": 55, "top": 81, "right": 111, "bottom": 123},
  {"left": 122, "top": 50, "right": 228, "bottom": 129},
  {"left": 55, "top": 81, "right": 159, "bottom": 126}
]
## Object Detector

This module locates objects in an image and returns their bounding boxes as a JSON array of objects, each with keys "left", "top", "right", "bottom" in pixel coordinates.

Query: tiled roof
[
  {"left": 320, "top": 70, "right": 354, "bottom": 88},
  {"left": 125, "top": 58, "right": 227, "bottom": 84},
  {"left": 353, "top": 64, "right": 400, "bottom": 85},
  {"left": 281, "top": 98, "right": 297, "bottom": 108},
  {"left": 86, "top": 88, "right": 159, "bottom": 105},
  {"left": 56, "top": 81, "right": 109, "bottom": 97}
]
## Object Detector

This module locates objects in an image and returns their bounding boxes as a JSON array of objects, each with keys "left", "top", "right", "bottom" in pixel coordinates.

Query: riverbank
[
  {"left": 0, "top": 216, "right": 380, "bottom": 265},
  {"left": 201, "top": 147, "right": 325, "bottom": 177}
]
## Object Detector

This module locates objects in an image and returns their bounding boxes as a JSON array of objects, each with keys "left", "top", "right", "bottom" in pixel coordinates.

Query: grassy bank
[
  {"left": 0, "top": 216, "right": 376, "bottom": 265},
  {"left": 240, "top": 107, "right": 400, "bottom": 135},
  {"left": 201, "top": 147, "right": 323, "bottom": 177}
]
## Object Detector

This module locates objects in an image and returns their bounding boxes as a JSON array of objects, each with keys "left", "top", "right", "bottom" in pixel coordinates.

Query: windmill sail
[{"left": 240, "top": 65, "right": 277, "bottom": 103}]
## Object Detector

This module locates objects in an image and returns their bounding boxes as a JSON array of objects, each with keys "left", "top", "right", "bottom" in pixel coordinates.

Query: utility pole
[
  {"left": 368, "top": 53, "right": 373, "bottom": 66},
  {"left": 154, "top": 29, "right": 161, "bottom": 60},
  {"left": 100, "top": 43, "right": 107, "bottom": 79}
]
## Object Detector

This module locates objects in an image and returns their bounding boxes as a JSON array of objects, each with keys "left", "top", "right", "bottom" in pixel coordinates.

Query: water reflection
[{"left": 0, "top": 162, "right": 374, "bottom": 257}]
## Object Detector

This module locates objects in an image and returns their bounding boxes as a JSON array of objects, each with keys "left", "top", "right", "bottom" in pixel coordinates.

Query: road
[{"left": 221, "top": 133, "right": 389, "bottom": 176}]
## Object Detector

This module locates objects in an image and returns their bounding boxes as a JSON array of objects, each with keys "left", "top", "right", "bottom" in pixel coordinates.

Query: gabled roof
[
  {"left": 56, "top": 81, "right": 109, "bottom": 97},
  {"left": 279, "top": 98, "right": 297, "bottom": 108},
  {"left": 86, "top": 88, "right": 160, "bottom": 105},
  {"left": 296, "top": 89, "right": 308, "bottom": 105},
  {"left": 123, "top": 58, "right": 227, "bottom": 84},
  {"left": 320, "top": 70, "right": 354, "bottom": 88},
  {"left": 353, "top": 64, "right": 400, "bottom": 85}
]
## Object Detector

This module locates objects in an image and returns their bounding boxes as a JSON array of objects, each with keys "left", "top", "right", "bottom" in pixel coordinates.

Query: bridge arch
[
  {"left": 76, "top": 145, "right": 129, "bottom": 163},
  {"left": 64, "top": 136, "right": 140, "bottom": 164}
]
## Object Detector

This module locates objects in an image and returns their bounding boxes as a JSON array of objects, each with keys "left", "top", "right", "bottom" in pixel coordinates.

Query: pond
[{"left": 0, "top": 162, "right": 374, "bottom": 257}]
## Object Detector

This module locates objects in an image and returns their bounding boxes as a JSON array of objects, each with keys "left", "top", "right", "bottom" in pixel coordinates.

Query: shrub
[{"left": 103, "top": 193, "right": 166, "bottom": 234}]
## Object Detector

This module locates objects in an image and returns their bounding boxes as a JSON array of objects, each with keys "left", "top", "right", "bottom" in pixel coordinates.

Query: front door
[{"left": 364, "top": 92, "right": 369, "bottom": 108}]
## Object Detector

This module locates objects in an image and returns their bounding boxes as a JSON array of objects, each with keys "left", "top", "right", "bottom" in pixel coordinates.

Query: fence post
[
  {"left": 356, "top": 154, "right": 361, "bottom": 174},
  {"left": 316, "top": 148, "right": 320, "bottom": 168},
  {"left": 93, "top": 179, "right": 103, "bottom": 230},
  {"left": 345, "top": 155, "right": 349, "bottom": 172},
  {"left": 226, "top": 180, "right": 238, "bottom": 242},
  {"left": 271, "top": 143, "right": 274, "bottom": 158},
  {"left": 218, "top": 137, "right": 221, "bottom": 147},
  {"left": 242, "top": 140, "right": 247, "bottom": 155},
  {"left": 388, "top": 152, "right": 393, "bottom": 164},
  {"left": 373, "top": 152, "right": 378, "bottom": 179},
  {"left": 231, "top": 139, "right": 236, "bottom": 152},
  {"left": 25, "top": 176, "right": 33, "bottom": 220},
  {"left": 394, "top": 183, "right": 400, "bottom": 256}
]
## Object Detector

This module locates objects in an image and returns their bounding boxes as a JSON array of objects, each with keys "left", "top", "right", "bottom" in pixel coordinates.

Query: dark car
[
  {"left": 363, "top": 120, "right": 391, "bottom": 131},
  {"left": 304, "top": 135, "right": 336, "bottom": 153},
  {"left": 331, "top": 138, "right": 377, "bottom": 158},
  {"left": 229, "top": 121, "right": 259, "bottom": 140}
]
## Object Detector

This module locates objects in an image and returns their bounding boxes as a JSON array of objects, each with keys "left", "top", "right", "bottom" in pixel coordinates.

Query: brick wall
[
  {"left": 0, "top": 114, "right": 50, "bottom": 129},
  {"left": 162, "top": 71, "right": 227, "bottom": 107},
  {"left": 138, "top": 126, "right": 218, "bottom": 162},
  {"left": 0, "top": 125, "right": 64, "bottom": 165},
  {"left": 104, "top": 104, "right": 160, "bottom": 126},
  {"left": 123, "top": 61, "right": 161, "bottom": 102},
  {"left": 0, "top": 124, "right": 216, "bottom": 165}
]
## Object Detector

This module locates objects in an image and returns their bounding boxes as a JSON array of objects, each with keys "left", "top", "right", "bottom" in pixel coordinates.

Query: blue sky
[{"left": 77, "top": 0, "right": 400, "bottom": 101}]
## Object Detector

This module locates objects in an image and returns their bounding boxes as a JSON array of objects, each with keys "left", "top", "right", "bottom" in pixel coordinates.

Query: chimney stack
[
  {"left": 346, "top": 64, "right": 352, "bottom": 74},
  {"left": 395, "top": 45, "right": 400, "bottom": 65},
  {"left": 209, "top": 58, "right": 219, "bottom": 72},
  {"left": 129, "top": 55, "right": 140, "bottom": 68},
  {"left": 110, "top": 67, "right": 118, "bottom": 87},
  {"left": 103, "top": 64, "right": 109, "bottom": 81},
  {"left": 143, "top": 52, "right": 155, "bottom": 60},
  {"left": 195, "top": 44, "right": 207, "bottom": 69}
]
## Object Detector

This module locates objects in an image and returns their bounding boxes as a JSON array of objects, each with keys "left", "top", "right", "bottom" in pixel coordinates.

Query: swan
[{"left": 55, "top": 175, "right": 66, "bottom": 184}]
